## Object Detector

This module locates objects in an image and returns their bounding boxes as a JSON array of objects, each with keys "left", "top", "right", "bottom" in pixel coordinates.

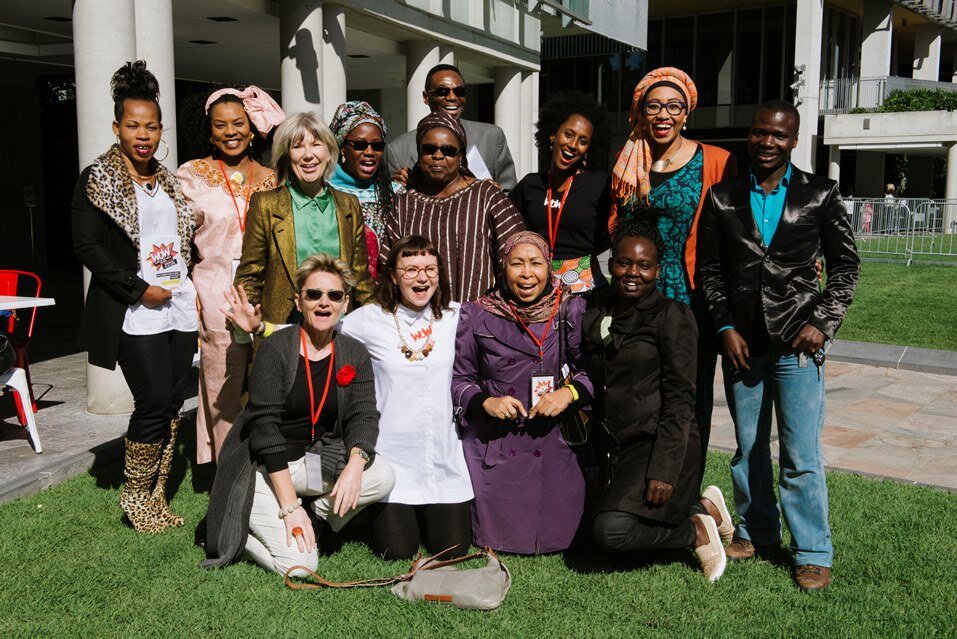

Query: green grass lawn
[
  {"left": 1, "top": 448, "right": 955, "bottom": 638},
  {"left": 838, "top": 261, "right": 957, "bottom": 351}
]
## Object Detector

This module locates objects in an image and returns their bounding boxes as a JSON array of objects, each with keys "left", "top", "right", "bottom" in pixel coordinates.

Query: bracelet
[
  {"left": 277, "top": 497, "right": 302, "bottom": 519},
  {"left": 565, "top": 383, "right": 579, "bottom": 402}
]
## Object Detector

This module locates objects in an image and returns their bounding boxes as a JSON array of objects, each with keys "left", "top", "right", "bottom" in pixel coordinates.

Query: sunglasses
[
  {"left": 344, "top": 139, "right": 386, "bottom": 152},
  {"left": 420, "top": 144, "right": 461, "bottom": 157},
  {"left": 428, "top": 86, "right": 468, "bottom": 98},
  {"left": 300, "top": 288, "right": 346, "bottom": 303}
]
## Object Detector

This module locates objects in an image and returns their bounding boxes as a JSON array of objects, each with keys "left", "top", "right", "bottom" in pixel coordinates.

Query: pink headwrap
[{"left": 205, "top": 85, "right": 286, "bottom": 135}]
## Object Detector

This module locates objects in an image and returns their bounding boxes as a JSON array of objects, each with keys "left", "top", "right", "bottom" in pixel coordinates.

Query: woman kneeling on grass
[
  {"left": 201, "top": 254, "right": 394, "bottom": 575},
  {"left": 581, "top": 217, "right": 732, "bottom": 581}
]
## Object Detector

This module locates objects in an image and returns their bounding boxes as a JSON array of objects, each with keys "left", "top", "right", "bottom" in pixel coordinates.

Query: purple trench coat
[{"left": 451, "top": 294, "right": 593, "bottom": 554}]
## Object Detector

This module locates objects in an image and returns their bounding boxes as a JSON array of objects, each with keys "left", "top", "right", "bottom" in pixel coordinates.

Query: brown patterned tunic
[{"left": 382, "top": 179, "right": 526, "bottom": 303}]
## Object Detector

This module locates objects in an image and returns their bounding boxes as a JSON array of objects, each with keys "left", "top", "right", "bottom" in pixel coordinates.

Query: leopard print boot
[
  {"left": 119, "top": 439, "right": 168, "bottom": 533},
  {"left": 151, "top": 417, "right": 185, "bottom": 528}
]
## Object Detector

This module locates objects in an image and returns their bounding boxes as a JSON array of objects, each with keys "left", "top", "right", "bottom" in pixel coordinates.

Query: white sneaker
[
  {"left": 702, "top": 485, "right": 734, "bottom": 545},
  {"left": 692, "top": 514, "right": 727, "bottom": 582}
]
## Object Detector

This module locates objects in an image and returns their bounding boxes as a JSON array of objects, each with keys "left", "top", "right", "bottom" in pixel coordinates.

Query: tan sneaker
[
  {"left": 692, "top": 514, "right": 727, "bottom": 582},
  {"left": 795, "top": 564, "right": 832, "bottom": 590},
  {"left": 701, "top": 485, "right": 734, "bottom": 545}
]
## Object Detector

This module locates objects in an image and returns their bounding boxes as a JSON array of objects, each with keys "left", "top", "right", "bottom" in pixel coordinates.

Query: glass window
[
  {"left": 735, "top": 9, "right": 763, "bottom": 107},
  {"left": 695, "top": 11, "right": 734, "bottom": 127},
  {"left": 764, "top": 6, "right": 785, "bottom": 101},
  {"left": 663, "top": 16, "right": 694, "bottom": 76}
]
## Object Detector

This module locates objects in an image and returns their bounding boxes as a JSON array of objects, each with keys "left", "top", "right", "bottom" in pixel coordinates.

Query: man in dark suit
[
  {"left": 696, "top": 100, "right": 860, "bottom": 591},
  {"left": 385, "top": 63, "right": 517, "bottom": 191}
]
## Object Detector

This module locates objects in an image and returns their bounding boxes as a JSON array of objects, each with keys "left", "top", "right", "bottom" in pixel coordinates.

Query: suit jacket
[
  {"left": 234, "top": 184, "right": 374, "bottom": 324},
  {"left": 385, "top": 118, "right": 517, "bottom": 191},
  {"left": 696, "top": 165, "right": 860, "bottom": 354}
]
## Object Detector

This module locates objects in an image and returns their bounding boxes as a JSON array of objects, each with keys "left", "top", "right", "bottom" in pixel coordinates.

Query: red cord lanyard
[
  {"left": 217, "top": 159, "right": 252, "bottom": 233},
  {"left": 300, "top": 328, "right": 335, "bottom": 442},
  {"left": 545, "top": 174, "right": 575, "bottom": 251},
  {"left": 509, "top": 289, "right": 563, "bottom": 363}
]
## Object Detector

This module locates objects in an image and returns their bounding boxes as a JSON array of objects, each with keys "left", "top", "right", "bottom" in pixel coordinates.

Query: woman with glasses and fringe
[
  {"left": 609, "top": 67, "right": 737, "bottom": 466},
  {"left": 380, "top": 112, "right": 525, "bottom": 303},
  {"left": 340, "top": 235, "right": 473, "bottom": 560}
]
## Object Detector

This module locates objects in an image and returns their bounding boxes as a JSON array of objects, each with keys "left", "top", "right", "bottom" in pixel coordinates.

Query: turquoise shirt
[
  {"left": 289, "top": 180, "right": 340, "bottom": 267},
  {"left": 749, "top": 162, "right": 792, "bottom": 246}
]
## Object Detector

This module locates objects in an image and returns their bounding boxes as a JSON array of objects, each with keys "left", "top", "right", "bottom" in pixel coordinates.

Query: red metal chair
[{"left": 0, "top": 269, "right": 42, "bottom": 424}]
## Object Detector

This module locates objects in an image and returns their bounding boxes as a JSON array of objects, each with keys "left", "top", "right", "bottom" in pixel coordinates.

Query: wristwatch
[{"left": 350, "top": 448, "right": 370, "bottom": 462}]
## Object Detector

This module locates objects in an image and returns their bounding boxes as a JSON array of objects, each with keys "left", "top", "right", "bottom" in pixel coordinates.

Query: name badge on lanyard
[
  {"left": 301, "top": 329, "right": 335, "bottom": 492},
  {"left": 531, "top": 371, "right": 555, "bottom": 408}
]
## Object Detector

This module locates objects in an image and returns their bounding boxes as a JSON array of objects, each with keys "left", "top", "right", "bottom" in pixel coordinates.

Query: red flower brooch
[{"left": 336, "top": 365, "right": 356, "bottom": 387}]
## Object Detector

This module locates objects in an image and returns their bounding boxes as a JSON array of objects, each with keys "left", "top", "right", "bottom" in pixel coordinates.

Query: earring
[
  {"left": 339, "top": 155, "right": 346, "bottom": 165},
  {"left": 155, "top": 138, "right": 170, "bottom": 162},
  {"left": 682, "top": 123, "right": 687, "bottom": 130},
  {"left": 115, "top": 135, "right": 120, "bottom": 146}
]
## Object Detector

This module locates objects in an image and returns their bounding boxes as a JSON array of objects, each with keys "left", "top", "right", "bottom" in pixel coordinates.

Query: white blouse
[
  {"left": 341, "top": 301, "right": 473, "bottom": 505},
  {"left": 122, "top": 182, "right": 198, "bottom": 336}
]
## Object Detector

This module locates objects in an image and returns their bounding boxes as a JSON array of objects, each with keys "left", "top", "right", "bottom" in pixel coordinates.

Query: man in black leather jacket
[{"left": 696, "top": 100, "right": 860, "bottom": 591}]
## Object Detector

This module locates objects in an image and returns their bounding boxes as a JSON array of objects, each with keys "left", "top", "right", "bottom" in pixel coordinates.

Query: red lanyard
[
  {"left": 545, "top": 174, "right": 575, "bottom": 251},
  {"left": 509, "top": 289, "right": 563, "bottom": 361},
  {"left": 300, "top": 328, "right": 335, "bottom": 442},
  {"left": 217, "top": 160, "right": 252, "bottom": 233}
]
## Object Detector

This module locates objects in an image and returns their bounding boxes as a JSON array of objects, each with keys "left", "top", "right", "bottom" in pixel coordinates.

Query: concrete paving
[{"left": 1, "top": 349, "right": 955, "bottom": 505}]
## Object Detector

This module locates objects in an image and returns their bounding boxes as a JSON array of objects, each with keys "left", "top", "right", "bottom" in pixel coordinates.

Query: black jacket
[{"left": 696, "top": 166, "right": 860, "bottom": 354}]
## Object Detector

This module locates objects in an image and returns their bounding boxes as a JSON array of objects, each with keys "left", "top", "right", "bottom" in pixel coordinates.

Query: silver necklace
[{"left": 651, "top": 137, "right": 684, "bottom": 172}]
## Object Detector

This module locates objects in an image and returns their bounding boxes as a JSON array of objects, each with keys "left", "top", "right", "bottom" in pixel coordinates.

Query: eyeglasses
[
  {"left": 420, "top": 144, "right": 461, "bottom": 157},
  {"left": 643, "top": 101, "right": 687, "bottom": 116},
  {"left": 344, "top": 139, "right": 386, "bottom": 152},
  {"left": 428, "top": 86, "right": 468, "bottom": 98},
  {"left": 300, "top": 288, "right": 346, "bottom": 303},
  {"left": 396, "top": 265, "right": 440, "bottom": 280}
]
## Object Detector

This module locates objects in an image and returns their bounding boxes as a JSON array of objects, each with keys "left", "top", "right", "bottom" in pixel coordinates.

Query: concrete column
[
  {"left": 945, "top": 144, "right": 957, "bottom": 234},
  {"left": 280, "top": 0, "right": 323, "bottom": 116},
  {"left": 913, "top": 25, "right": 942, "bottom": 82},
  {"left": 321, "top": 4, "right": 347, "bottom": 123},
  {"left": 494, "top": 67, "right": 522, "bottom": 171},
  {"left": 792, "top": 0, "right": 823, "bottom": 172},
  {"left": 861, "top": 0, "right": 893, "bottom": 78},
  {"left": 828, "top": 146, "right": 841, "bottom": 183},
  {"left": 133, "top": 0, "right": 177, "bottom": 171},
  {"left": 73, "top": 0, "right": 137, "bottom": 414},
  {"left": 439, "top": 44, "right": 455, "bottom": 67},
  {"left": 519, "top": 71, "right": 534, "bottom": 179},
  {"left": 406, "top": 40, "right": 441, "bottom": 130}
]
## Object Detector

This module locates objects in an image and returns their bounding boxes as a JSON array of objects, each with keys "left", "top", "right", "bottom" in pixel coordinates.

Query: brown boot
[
  {"left": 151, "top": 417, "right": 185, "bottom": 528},
  {"left": 794, "top": 564, "right": 832, "bottom": 590},
  {"left": 119, "top": 439, "right": 168, "bottom": 533}
]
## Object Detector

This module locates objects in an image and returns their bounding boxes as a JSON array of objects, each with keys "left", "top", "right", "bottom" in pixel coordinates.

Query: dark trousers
[
  {"left": 367, "top": 501, "right": 472, "bottom": 561},
  {"left": 691, "top": 293, "right": 718, "bottom": 478},
  {"left": 117, "top": 330, "right": 197, "bottom": 443},
  {"left": 593, "top": 503, "right": 706, "bottom": 554}
]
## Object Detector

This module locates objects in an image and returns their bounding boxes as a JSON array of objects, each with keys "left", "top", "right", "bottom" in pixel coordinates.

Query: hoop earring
[{"left": 155, "top": 138, "right": 170, "bottom": 162}]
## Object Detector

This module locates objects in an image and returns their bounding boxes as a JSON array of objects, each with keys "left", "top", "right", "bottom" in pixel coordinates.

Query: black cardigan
[{"left": 201, "top": 326, "right": 380, "bottom": 569}]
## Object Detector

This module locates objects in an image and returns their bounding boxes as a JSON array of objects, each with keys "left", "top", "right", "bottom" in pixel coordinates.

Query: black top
[
  {"left": 261, "top": 354, "right": 339, "bottom": 473},
  {"left": 510, "top": 170, "right": 611, "bottom": 260}
]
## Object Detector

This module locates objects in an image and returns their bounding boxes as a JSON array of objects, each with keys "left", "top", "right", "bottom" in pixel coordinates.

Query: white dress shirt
[{"left": 341, "top": 301, "right": 473, "bottom": 504}]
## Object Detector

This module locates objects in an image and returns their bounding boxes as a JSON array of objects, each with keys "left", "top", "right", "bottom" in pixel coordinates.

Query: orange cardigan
[{"left": 608, "top": 140, "right": 737, "bottom": 290}]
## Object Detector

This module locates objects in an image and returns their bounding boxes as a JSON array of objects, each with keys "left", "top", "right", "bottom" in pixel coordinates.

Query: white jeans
[{"left": 244, "top": 455, "right": 395, "bottom": 576}]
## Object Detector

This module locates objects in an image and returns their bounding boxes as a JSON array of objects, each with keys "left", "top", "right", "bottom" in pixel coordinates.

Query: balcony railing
[{"left": 819, "top": 75, "right": 957, "bottom": 115}]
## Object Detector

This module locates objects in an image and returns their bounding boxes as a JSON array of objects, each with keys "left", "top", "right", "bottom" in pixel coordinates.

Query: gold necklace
[
  {"left": 393, "top": 309, "right": 436, "bottom": 362},
  {"left": 651, "top": 137, "right": 683, "bottom": 172}
]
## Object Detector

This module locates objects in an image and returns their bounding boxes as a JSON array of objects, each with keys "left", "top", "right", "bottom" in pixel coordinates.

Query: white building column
[
  {"left": 828, "top": 146, "right": 841, "bottom": 183},
  {"left": 792, "top": 0, "right": 823, "bottom": 172},
  {"left": 945, "top": 144, "right": 957, "bottom": 234},
  {"left": 439, "top": 44, "right": 455, "bottom": 67},
  {"left": 279, "top": 0, "right": 323, "bottom": 115},
  {"left": 494, "top": 67, "right": 522, "bottom": 173},
  {"left": 519, "top": 71, "right": 535, "bottom": 178},
  {"left": 406, "top": 40, "right": 441, "bottom": 130},
  {"left": 913, "top": 25, "right": 942, "bottom": 82},
  {"left": 321, "top": 4, "right": 347, "bottom": 123},
  {"left": 133, "top": 0, "right": 177, "bottom": 171},
  {"left": 861, "top": 0, "right": 893, "bottom": 78},
  {"left": 73, "top": 0, "right": 137, "bottom": 414}
]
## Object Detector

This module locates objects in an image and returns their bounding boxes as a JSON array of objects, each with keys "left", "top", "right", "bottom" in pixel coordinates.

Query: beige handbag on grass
[{"left": 284, "top": 546, "right": 512, "bottom": 610}]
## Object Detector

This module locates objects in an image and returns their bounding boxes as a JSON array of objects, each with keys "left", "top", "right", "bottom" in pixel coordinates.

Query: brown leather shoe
[
  {"left": 794, "top": 564, "right": 832, "bottom": 590},
  {"left": 725, "top": 537, "right": 756, "bottom": 561}
]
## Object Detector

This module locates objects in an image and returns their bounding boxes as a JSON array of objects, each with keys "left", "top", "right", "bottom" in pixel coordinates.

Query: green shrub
[{"left": 879, "top": 88, "right": 957, "bottom": 112}]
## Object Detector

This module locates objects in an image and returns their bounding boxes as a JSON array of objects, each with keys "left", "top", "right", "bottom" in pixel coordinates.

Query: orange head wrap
[{"left": 611, "top": 67, "right": 698, "bottom": 204}]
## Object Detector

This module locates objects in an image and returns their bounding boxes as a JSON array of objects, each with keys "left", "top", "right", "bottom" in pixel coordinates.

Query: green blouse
[{"left": 289, "top": 181, "right": 341, "bottom": 266}]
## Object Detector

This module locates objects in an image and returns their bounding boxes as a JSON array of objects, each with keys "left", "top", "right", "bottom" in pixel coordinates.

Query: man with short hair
[
  {"left": 385, "top": 64, "right": 517, "bottom": 190},
  {"left": 696, "top": 100, "right": 860, "bottom": 590}
]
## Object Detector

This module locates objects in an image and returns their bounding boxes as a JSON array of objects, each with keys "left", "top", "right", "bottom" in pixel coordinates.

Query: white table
[{"left": 0, "top": 296, "right": 56, "bottom": 311}]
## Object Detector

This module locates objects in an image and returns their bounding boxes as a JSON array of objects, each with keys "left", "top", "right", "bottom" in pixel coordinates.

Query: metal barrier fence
[
  {"left": 843, "top": 198, "right": 957, "bottom": 262},
  {"left": 819, "top": 75, "right": 957, "bottom": 115}
]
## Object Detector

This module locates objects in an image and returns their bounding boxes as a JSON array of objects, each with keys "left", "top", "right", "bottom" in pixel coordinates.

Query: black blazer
[{"left": 696, "top": 165, "right": 860, "bottom": 354}]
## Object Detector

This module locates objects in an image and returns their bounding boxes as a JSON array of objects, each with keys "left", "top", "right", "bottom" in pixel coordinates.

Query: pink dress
[{"left": 176, "top": 158, "right": 277, "bottom": 463}]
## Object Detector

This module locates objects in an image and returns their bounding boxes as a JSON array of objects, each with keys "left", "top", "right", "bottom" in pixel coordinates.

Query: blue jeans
[{"left": 724, "top": 351, "right": 832, "bottom": 567}]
